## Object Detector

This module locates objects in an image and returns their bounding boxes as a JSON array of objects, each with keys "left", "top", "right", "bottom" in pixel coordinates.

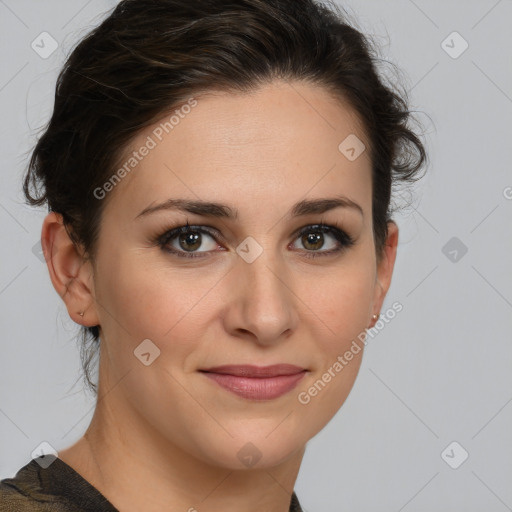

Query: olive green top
[{"left": 0, "top": 456, "right": 303, "bottom": 511}]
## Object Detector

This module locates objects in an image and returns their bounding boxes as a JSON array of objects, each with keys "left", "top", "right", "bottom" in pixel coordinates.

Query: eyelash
[{"left": 154, "top": 221, "right": 355, "bottom": 260}]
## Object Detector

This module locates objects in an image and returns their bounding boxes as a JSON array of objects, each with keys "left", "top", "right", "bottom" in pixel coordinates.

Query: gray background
[{"left": 1, "top": 1, "right": 511, "bottom": 510}]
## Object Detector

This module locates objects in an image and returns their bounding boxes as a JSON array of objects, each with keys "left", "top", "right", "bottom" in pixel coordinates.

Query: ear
[
  {"left": 41, "top": 212, "right": 100, "bottom": 327},
  {"left": 368, "top": 220, "right": 399, "bottom": 328}
]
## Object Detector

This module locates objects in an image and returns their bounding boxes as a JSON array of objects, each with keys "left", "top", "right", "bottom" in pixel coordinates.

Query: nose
[{"left": 222, "top": 248, "right": 299, "bottom": 347}]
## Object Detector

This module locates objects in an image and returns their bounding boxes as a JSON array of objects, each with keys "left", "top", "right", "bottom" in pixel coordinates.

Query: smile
[{"left": 199, "top": 364, "right": 307, "bottom": 400}]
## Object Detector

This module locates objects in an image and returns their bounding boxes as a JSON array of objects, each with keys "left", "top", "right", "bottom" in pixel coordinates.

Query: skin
[{"left": 42, "top": 80, "right": 398, "bottom": 512}]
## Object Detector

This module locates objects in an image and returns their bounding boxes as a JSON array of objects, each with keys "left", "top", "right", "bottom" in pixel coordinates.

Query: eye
[
  {"left": 291, "top": 223, "right": 355, "bottom": 258},
  {"left": 157, "top": 224, "right": 222, "bottom": 259},
  {"left": 155, "top": 221, "right": 355, "bottom": 260}
]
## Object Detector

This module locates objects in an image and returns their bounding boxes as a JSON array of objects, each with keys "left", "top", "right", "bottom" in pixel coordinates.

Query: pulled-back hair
[{"left": 23, "top": 0, "right": 428, "bottom": 395}]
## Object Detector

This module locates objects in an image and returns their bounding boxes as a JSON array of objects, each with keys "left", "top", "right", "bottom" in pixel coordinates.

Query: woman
[{"left": 0, "top": 0, "right": 426, "bottom": 510}]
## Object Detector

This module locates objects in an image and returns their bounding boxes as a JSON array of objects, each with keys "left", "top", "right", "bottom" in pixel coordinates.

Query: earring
[
  {"left": 372, "top": 314, "right": 378, "bottom": 321},
  {"left": 78, "top": 311, "right": 84, "bottom": 317}
]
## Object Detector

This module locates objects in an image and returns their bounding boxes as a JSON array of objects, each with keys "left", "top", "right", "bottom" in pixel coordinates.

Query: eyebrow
[{"left": 134, "top": 195, "right": 364, "bottom": 221}]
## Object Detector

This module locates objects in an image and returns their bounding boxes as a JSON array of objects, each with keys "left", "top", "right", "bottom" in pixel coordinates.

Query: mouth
[{"left": 199, "top": 364, "right": 307, "bottom": 401}]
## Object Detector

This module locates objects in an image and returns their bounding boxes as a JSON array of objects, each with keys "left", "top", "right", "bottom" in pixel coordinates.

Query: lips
[
  {"left": 199, "top": 364, "right": 307, "bottom": 400},
  {"left": 201, "top": 364, "right": 305, "bottom": 378}
]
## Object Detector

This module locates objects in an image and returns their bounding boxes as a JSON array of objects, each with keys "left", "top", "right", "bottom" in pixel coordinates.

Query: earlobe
[
  {"left": 41, "top": 212, "right": 99, "bottom": 327},
  {"left": 369, "top": 221, "right": 399, "bottom": 327}
]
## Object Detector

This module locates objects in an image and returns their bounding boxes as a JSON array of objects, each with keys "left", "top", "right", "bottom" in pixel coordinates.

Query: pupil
[
  {"left": 179, "top": 231, "right": 201, "bottom": 251},
  {"left": 303, "top": 232, "right": 323, "bottom": 250}
]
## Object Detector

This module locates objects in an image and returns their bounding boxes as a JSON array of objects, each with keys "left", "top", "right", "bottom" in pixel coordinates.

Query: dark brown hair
[{"left": 23, "top": 0, "right": 428, "bottom": 395}]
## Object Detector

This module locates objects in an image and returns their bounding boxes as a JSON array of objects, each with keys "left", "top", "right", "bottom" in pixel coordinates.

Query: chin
[{"left": 189, "top": 426, "right": 308, "bottom": 471}]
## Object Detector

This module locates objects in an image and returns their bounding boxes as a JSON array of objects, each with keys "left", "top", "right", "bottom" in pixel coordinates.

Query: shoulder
[
  {"left": 0, "top": 481, "right": 65, "bottom": 511},
  {"left": 290, "top": 491, "right": 304, "bottom": 512},
  {"left": 0, "top": 458, "right": 69, "bottom": 512},
  {"left": 1, "top": 456, "right": 118, "bottom": 512},
  {"left": 0, "top": 490, "right": 52, "bottom": 511}
]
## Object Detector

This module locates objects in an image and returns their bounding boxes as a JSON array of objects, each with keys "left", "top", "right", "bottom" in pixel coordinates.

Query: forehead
[{"left": 102, "top": 80, "right": 372, "bottom": 220}]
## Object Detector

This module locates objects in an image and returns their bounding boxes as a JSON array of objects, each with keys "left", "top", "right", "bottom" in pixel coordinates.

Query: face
[{"left": 50, "top": 80, "right": 397, "bottom": 470}]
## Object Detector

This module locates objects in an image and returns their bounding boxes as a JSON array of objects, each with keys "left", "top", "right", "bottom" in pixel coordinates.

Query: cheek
[
  {"left": 308, "top": 278, "right": 372, "bottom": 328},
  {"left": 94, "top": 251, "right": 226, "bottom": 362},
  {"left": 293, "top": 255, "right": 375, "bottom": 418},
  {"left": 99, "top": 254, "right": 184, "bottom": 328},
  {"left": 298, "top": 258, "right": 375, "bottom": 343}
]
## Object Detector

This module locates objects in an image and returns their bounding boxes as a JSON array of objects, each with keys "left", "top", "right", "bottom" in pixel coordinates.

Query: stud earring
[{"left": 78, "top": 311, "right": 84, "bottom": 317}]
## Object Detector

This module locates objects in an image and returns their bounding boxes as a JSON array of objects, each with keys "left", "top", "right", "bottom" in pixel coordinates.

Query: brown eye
[
  {"left": 291, "top": 224, "right": 355, "bottom": 257},
  {"left": 158, "top": 225, "right": 221, "bottom": 258},
  {"left": 178, "top": 231, "right": 202, "bottom": 252},
  {"left": 301, "top": 232, "right": 325, "bottom": 251}
]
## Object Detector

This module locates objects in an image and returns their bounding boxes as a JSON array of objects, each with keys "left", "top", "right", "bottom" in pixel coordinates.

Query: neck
[{"left": 59, "top": 373, "right": 305, "bottom": 512}]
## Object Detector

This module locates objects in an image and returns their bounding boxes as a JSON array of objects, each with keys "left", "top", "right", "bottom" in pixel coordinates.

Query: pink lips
[{"left": 200, "top": 364, "right": 307, "bottom": 401}]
